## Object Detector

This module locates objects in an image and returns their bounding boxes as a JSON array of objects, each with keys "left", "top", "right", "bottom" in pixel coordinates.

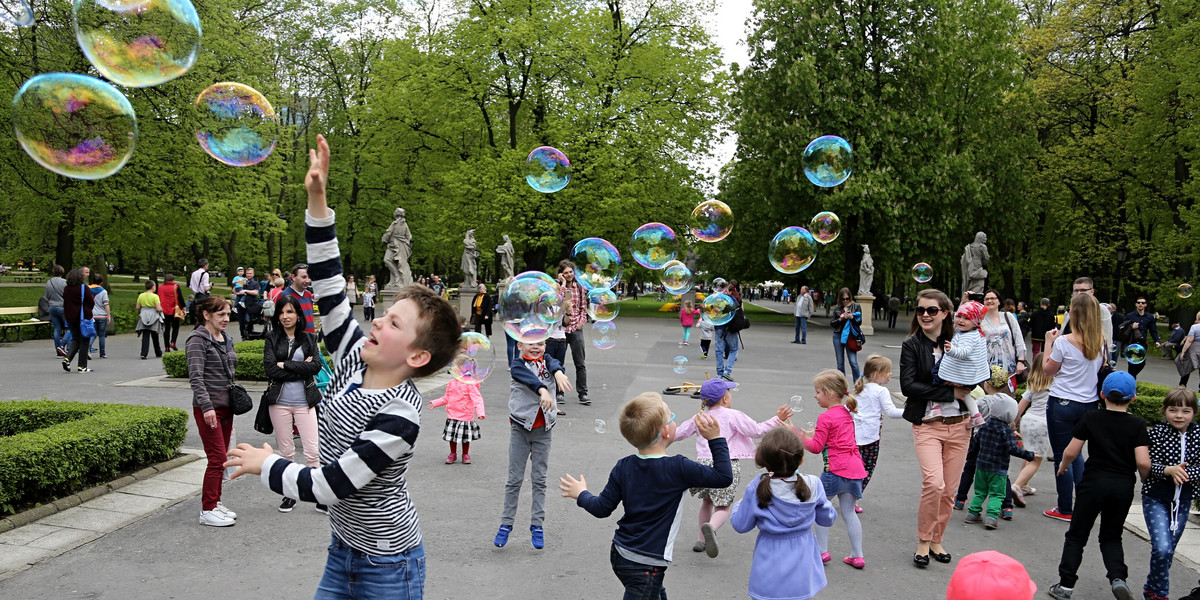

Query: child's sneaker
[
  {"left": 854, "top": 502, "right": 863, "bottom": 514},
  {"left": 701, "top": 522, "right": 718, "bottom": 558},
  {"left": 77, "top": 367, "right": 93, "bottom": 373},
  {"left": 928, "top": 403, "right": 943, "bottom": 418},
  {"left": 1047, "top": 583, "right": 1072, "bottom": 599},
  {"left": 692, "top": 541, "right": 706, "bottom": 553},
  {"left": 199, "top": 510, "right": 235, "bottom": 527},
  {"left": 1010, "top": 483, "right": 1026, "bottom": 507},
  {"left": 462, "top": 454, "right": 471, "bottom": 464},
  {"left": 493, "top": 524, "right": 512, "bottom": 547},
  {"left": 984, "top": 517, "right": 998, "bottom": 529},
  {"left": 62, "top": 358, "right": 70, "bottom": 372},
  {"left": 530, "top": 525, "right": 544, "bottom": 549},
  {"left": 952, "top": 498, "right": 965, "bottom": 510},
  {"left": 701, "top": 352, "right": 708, "bottom": 359},
  {"left": 1019, "top": 485, "right": 1036, "bottom": 496},
  {"left": 821, "top": 551, "right": 832, "bottom": 563},
  {"left": 445, "top": 453, "right": 457, "bottom": 464},
  {"left": 1109, "top": 579, "right": 1134, "bottom": 600},
  {"left": 964, "top": 512, "right": 983, "bottom": 524},
  {"left": 969, "top": 413, "right": 986, "bottom": 428},
  {"left": 1001, "top": 507, "right": 1013, "bottom": 520},
  {"left": 843, "top": 556, "right": 865, "bottom": 569},
  {"left": 214, "top": 501, "right": 237, "bottom": 519},
  {"left": 1043, "top": 508, "right": 1072, "bottom": 522}
]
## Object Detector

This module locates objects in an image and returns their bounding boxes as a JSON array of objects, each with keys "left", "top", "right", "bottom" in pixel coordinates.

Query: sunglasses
[
  {"left": 914, "top": 306, "right": 943, "bottom": 316},
  {"left": 650, "top": 411, "right": 677, "bottom": 445},
  {"left": 1073, "top": 288, "right": 1092, "bottom": 293}
]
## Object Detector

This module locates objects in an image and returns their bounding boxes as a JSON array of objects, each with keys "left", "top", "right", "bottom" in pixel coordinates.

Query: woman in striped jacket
[{"left": 186, "top": 295, "right": 239, "bottom": 528}]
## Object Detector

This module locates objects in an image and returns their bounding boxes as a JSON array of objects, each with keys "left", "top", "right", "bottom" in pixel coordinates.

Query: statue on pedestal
[
  {"left": 461, "top": 229, "right": 479, "bottom": 285},
  {"left": 496, "top": 234, "right": 515, "bottom": 281},
  {"left": 858, "top": 245, "right": 874, "bottom": 296},
  {"left": 382, "top": 207, "right": 413, "bottom": 289},
  {"left": 960, "top": 231, "right": 990, "bottom": 294},
  {"left": 684, "top": 248, "right": 699, "bottom": 272}
]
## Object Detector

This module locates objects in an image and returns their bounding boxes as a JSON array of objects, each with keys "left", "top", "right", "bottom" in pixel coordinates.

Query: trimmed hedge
[
  {"left": 0, "top": 400, "right": 188, "bottom": 514},
  {"left": 161, "top": 339, "right": 331, "bottom": 381}
]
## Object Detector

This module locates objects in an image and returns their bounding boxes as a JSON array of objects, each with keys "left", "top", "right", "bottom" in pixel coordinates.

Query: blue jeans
[
  {"left": 714, "top": 327, "right": 739, "bottom": 377},
  {"left": 49, "top": 306, "right": 68, "bottom": 349},
  {"left": 1047, "top": 397, "right": 1098, "bottom": 514},
  {"left": 832, "top": 332, "right": 860, "bottom": 380},
  {"left": 610, "top": 544, "right": 667, "bottom": 600},
  {"left": 314, "top": 534, "right": 425, "bottom": 600},
  {"left": 91, "top": 317, "right": 107, "bottom": 356},
  {"left": 794, "top": 317, "right": 807, "bottom": 342},
  {"left": 1143, "top": 494, "right": 1191, "bottom": 598}
]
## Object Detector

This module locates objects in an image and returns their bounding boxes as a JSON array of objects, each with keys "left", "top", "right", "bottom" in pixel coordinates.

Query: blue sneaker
[
  {"left": 493, "top": 524, "right": 512, "bottom": 547},
  {"left": 530, "top": 525, "right": 544, "bottom": 549}
]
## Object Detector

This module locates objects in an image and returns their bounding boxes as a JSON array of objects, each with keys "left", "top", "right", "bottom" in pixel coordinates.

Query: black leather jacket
[
  {"left": 899, "top": 332, "right": 964, "bottom": 425},
  {"left": 263, "top": 329, "right": 322, "bottom": 407}
]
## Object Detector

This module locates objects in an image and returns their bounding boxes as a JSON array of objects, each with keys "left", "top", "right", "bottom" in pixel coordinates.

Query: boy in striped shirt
[{"left": 227, "top": 135, "right": 460, "bottom": 599}]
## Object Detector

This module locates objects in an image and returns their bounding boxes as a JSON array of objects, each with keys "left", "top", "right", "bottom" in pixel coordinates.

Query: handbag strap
[
  {"left": 80, "top": 285, "right": 86, "bottom": 319},
  {"left": 211, "top": 333, "right": 235, "bottom": 384}
]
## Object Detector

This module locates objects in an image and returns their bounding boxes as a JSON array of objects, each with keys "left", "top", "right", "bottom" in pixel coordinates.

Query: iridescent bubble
[
  {"left": 1124, "top": 344, "right": 1146, "bottom": 365},
  {"left": 803, "top": 135, "right": 853, "bottom": 187},
  {"left": 1, "top": 0, "right": 34, "bottom": 26},
  {"left": 768, "top": 227, "right": 819, "bottom": 274},
  {"left": 788, "top": 395, "right": 804, "bottom": 413},
  {"left": 689, "top": 199, "right": 734, "bottom": 242},
  {"left": 711, "top": 277, "right": 728, "bottom": 293},
  {"left": 630, "top": 223, "right": 678, "bottom": 270},
  {"left": 594, "top": 419, "right": 607, "bottom": 434},
  {"left": 591, "top": 320, "right": 617, "bottom": 350},
  {"left": 702, "top": 293, "right": 736, "bottom": 326},
  {"left": 1179, "top": 284, "right": 1194, "bottom": 299},
  {"left": 12, "top": 73, "right": 137, "bottom": 180},
  {"left": 659, "top": 260, "right": 693, "bottom": 295},
  {"left": 524, "top": 146, "right": 570, "bottom": 193},
  {"left": 808, "top": 212, "right": 841, "bottom": 244},
  {"left": 73, "top": 0, "right": 202, "bottom": 88},
  {"left": 194, "top": 82, "right": 279, "bottom": 167},
  {"left": 586, "top": 287, "right": 619, "bottom": 322},
  {"left": 673, "top": 356, "right": 688, "bottom": 374},
  {"left": 500, "top": 271, "right": 565, "bottom": 344},
  {"left": 451, "top": 332, "right": 495, "bottom": 384},
  {"left": 912, "top": 263, "right": 934, "bottom": 284},
  {"left": 572, "top": 238, "right": 623, "bottom": 292}
]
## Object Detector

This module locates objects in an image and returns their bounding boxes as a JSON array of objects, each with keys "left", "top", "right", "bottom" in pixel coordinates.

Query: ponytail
[
  {"left": 754, "top": 427, "right": 808, "bottom": 507},
  {"left": 793, "top": 473, "right": 810, "bottom": 503},
  {"left": 755, "top": 473, "right": 774, "bottom": 509},
  {"left": 844, "top": 393, "right": 858, "bottom": 414},
  {"left": 853, "top": 375, "right": 867, "bottom": 395}
]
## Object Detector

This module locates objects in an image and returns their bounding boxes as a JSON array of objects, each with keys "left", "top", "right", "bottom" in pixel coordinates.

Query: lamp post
[{"left": 1115, "top": 243, "right": 1130, "bottom": 309}]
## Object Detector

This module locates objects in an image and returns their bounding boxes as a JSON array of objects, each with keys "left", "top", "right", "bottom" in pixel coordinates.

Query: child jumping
[
  {"left": 699, "top": 316, "right": 714, "bottom": 359},
  {"left": 1012, "top": 352, "right": 1053, "bottom": 505},
  {"left": 225, "top": 134, "right": 461, "bottom": 598},
  {"left": 674, "top": 378, "right": 790, "bottom": 558},
  {"left": 495, "top": 339, "right": 571, "bottom": 549},
  {"left": 962, "top": 391, "right": 1035, "bottom": 530},
  {"left": 559, "top": 393, "right": 731, "bottom": 599},
  {"left": 1141, "top": 387, "right": 1200, "bottom": 600},
  {"left": 851, "top": 355, "right": 904, "bottom": 511},
  {"left": 931, "top": 300, "right": 988, "bottom": 426},
  {"left": 680, "top": 299, "right": 700, "bottom": 346},
  {"left": 799, "top": 369, "right": 868, "bottom": 569},
  {"left": 731, "top": 427, "right": 836, "bottom": 600},
  {"left": 1047, "top": 371, "right": 1150, "bottom": 600},
  {"left": 428, "top": 367, "right": 486, "bottom": 464}
]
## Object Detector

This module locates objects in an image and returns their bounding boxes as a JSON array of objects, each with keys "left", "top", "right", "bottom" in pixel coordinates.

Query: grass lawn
[
  {"left": 0, "top": 279, "right": 235, "bottom": 309},
  {"left": 615, "top": 296, "right": 793, "bottom": 324}
]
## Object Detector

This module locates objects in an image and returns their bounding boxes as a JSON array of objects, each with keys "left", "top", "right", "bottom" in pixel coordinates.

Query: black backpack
[{"left": 727, "top": 305, "right": 750, "bottom": 333}]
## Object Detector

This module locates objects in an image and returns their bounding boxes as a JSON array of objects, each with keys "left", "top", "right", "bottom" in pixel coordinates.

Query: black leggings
[{"left": 163, "top": 315, "right": 181, "bottom": 345}]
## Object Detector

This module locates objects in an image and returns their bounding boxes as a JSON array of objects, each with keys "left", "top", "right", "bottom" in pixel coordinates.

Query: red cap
[{"left": 946, "top": 551, "right": 1036, "bottom": 600}]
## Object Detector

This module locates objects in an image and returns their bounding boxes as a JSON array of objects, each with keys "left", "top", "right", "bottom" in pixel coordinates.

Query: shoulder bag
[
  {"left": 217, "top": 335, "right": 253, "bottom": 415},
  {"left": 78, "top": 285, "right": 96, "bottom": 338},
  {"left": 846, "top": 320, "right": 865, "bottom": 352}
]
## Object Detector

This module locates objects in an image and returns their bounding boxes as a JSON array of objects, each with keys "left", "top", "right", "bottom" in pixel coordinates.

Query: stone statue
[
  {"left": 684, "top": 248, "right": 699, "bottom": 272},
  {"left": 961, "top": 231, "right": 990, "bottom": 294},
  {"left": 382, "top": 207, "right": 413, "bottom": 289},
  {"left": 496, "top": 235, "right": 515, "bottom": 281},
  {"left": 461, "top": 229, "right": 479, "bottom": 285},
  {"left": 858, "top": 244, "right": 874, "bottom": 296}
]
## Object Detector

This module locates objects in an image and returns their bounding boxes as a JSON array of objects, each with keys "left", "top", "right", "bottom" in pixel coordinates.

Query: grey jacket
[
  {"left": 795, "top": 294, "right": 813, "bottom": 318},
  {"left": 44, "top": 277, "right": 66, "bottom": 308},
  {"left": 509, "top": 354, "right": 563, "bottom": 431},
  {"left": 186, "top": 327, "right": 238, "bottom": 412}
]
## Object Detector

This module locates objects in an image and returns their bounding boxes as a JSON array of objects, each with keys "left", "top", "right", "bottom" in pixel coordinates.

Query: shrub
[
  {"left": 160, "top": 338, "right": 330, "bottom": 381},
  {"left": 0, "top": 400, "right": 188, "bottom": 514}
]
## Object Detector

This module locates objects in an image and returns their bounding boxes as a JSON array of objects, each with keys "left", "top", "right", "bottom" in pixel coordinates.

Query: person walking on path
[
  {"left": 158, "top": 273, "right": 186, "bottom": 351},
  {"left": 1120, "top": 295, "right": 1161, "bottom": 379},
  {"left": 471, "top": 283, "right": 494, "bottom": 337},
  {"left": 88, "top": 272, "right": 110, "bottom": 359},
  {"left": 61, "top": 268, "right": 94, "bottom": 373},
  {"left": 981, "top": 289, "right": 1028, "bottom": 389},
  {"left": 830, "top": 287, "right": 863, "bottom": 380},
  {"left": 44, "top": 264, "right": 68, "bottom": 356},
  {"left": 556, "top": 260, "right": 591, "bottom": 405},
  {"left": 679, "top": 299, "right": 700, "bottom": 346},
  {"left": 715, "top": 281, "right": 745, "bottom": 381},
  {"left": 188, "top": 259, "right": 212, "bottom": 324},
  {"left": 1174, "top": 311, "right": 1200, "bottom": 389},
  {"left": 793, "top": 285, "right": 813, "bottom": 344},
  {"left": 186, "top": 295, "right": 238, "bottom": 527},
  {"left": 135, "top": 280, "right": 164, "bottom": 359}
]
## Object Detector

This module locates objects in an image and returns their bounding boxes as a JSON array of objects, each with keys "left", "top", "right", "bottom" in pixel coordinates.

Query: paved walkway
[{"left": 2, "top": 314, "right": 1199, "bottom": 598}]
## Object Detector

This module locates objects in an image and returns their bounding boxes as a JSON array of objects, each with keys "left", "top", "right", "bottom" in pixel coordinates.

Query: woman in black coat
[
  {"left": 471, "top": 283, "right": 494, "bottom": 336},
  {"left": 62, "top": 268, "right": 95, "bottom": 372}
]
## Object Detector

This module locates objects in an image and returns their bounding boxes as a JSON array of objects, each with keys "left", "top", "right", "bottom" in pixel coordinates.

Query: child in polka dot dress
[{"left": 1141, "top": 387, "right": 1200, "bottom": 600}]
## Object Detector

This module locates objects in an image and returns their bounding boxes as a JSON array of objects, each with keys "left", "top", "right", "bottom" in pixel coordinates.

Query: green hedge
[
  {"left": 161, "top": 339, "right": 331, "bottom": 381},
  {"left": 0, "top": 400, "right": 188, "bottom": 514}
]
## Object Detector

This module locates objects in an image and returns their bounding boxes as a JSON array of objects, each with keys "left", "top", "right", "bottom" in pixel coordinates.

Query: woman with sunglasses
[
  {"left": 831, "top": 287, "right": 863, "bottom": 380},
  {"left": 900, "top": 289, "right": 973, "bottom": 568}
]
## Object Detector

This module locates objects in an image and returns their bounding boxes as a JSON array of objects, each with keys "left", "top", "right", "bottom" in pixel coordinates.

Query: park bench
[
  {"left": 0, "top": 306, "right": 50, "bottom": 343},
  {"left": 13, "top": 275, "right": 40, "bottom": 283}
]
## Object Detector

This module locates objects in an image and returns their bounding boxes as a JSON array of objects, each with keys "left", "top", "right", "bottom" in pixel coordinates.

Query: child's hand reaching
[
  {"left": 1165, "top": 462, "right": 1190, "bottom": 485},
  {"left": 554, "top": 372, "right": 573, "bottom": 393},
  {"left": 775, "top": 405, "right": 793, "bottom": 422},
  {"left": 559, "top": 473, "right": 588, "bottom": 499},
  {"left": 695, "top": 412, "right": 722, "bottom": 440},
  {"left": 224, "top": 443, "right": 275, "bottom": 479}
]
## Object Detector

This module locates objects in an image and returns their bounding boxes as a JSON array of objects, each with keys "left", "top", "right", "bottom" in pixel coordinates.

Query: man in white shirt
[
  {"left": 793, "top": 285, "right": 813, "bottom": 344},
  {"left": 188, "top": 259, "right": 211, "bottom": 323}
]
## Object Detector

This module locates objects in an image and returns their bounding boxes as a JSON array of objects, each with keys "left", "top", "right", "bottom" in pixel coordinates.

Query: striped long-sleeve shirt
[{"left": 259, "top": 208, "right": 423, "bottom": 556}]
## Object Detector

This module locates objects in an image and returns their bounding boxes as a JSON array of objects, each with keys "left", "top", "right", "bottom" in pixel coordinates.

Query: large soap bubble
[
  {"left": 912, "top": 263, "right": 933, "bottom": 283},
  {"left": 12, "top": 73, "right": 137, "bottom": 180},
  {"left": 572, "top": 238, "right": 623, "bottom": 292},
  {"left": 803, "top": 135, "right": 853, "bottom": 187},
  {"left": 500, "top": 271, "right": 565, "bottom": 343},
  {"left": 673, "top": 356, "right": 688, "bottom": 374},
  {"left": 591, "top": 320, "right": 617, "bottom": 350},
  {"left": 1124, "top": 344, "right": 1146, "bottom": 365},
  {"left": 768, "top": 226, "right": 819, "bottom": 274},
  {"left": 586, "top": 287, "right": 619, "bottom": 322},
  {"left": 808, "top": 211, "right": 841, "bottom": 244},
  {"left": 659, "top": 260, "right": 693, "bottom": 295},
  {"left": 1, "top": 0, "right": 34, "bottom": 26},
  {"left": 1179, "top": 284, "right": 1193, "bottom": 299},
  {"left": 711, "top": 277, "right": 728, "bottom": 293},
  {"left": 689, "top": 199, "right": 733, "bottom": 242},
  {"left": 195, "top": 82, "right": 279, "bottom": 167},
  {"left": 451, "top": 332, "right": 495, "bottom": 384},
  {"left": 524, "top": 146, "right": 570, "bottom": 193},
  {"left": 73, "top": 0, "right": 202, "bottom": 88},
  {"left": 630, "top": 223, "right": 678, "bottom": 269},
  {"left": 702, "top": 293, "right": 736, "bottom": 326}
]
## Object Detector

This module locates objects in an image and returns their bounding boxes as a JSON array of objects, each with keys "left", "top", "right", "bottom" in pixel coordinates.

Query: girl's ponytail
[
  {"left": 794, "top": 472, "right": 810, "bottom": 503},
  {"left": 755, "top": 472, "right": 775, "bottom": 509},
  {"left": 853, "top": 375, "right": 867, "bottom": 395},
  {"left": 754, "top": 427, "right": 807, "bottom": 507},
  {"left": 844, "top": 393, "right": 858, "bottom": 414}
]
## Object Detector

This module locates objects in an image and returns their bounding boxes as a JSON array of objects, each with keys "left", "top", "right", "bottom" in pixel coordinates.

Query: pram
[{"left": 242, "top": 299, "right": 269, "bottom": 340}]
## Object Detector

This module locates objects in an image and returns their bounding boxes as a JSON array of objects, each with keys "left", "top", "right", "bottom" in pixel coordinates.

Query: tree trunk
[{"left": 221, "top": 232, "right": 238, "bottom": 286}]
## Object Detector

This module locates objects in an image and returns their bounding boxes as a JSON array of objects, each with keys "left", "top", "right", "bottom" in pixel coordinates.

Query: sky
[{"left": 700, "top": 0, "right": 754, "bottom": 188}]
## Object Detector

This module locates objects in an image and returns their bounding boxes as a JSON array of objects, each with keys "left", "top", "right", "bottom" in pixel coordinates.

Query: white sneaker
[
  {"left": 199, "top": 510, "right": 235, "bottom": 527},
  {"left": 214, "top": 502, "right": 237, "bottom": 519}
]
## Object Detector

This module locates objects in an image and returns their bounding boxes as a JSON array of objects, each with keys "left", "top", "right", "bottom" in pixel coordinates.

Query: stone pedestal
[
  {"left": 855, "top": 294, "right": 875, "bottom": 336},
  {"left": 458, "top": 284, "right": 476, "bottom": 321}
]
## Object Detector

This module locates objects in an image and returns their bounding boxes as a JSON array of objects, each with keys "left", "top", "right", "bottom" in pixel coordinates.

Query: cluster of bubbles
[
  {"left": 194, "top": 83, "right": 279, "bottom": 167},
  {"left": 73, "top": 0, "right": 202, "bottom": 88},
  {"left": 912, "top": 262, "right": 934, "bottom": 283},
  {"left": 1124, "top": 344, "right": 1147, "bottom": 365},
  {"left": 803, "top": 135, "right": 854, "bottom": 187},
  {"left": 450, "top": 332, "right": 495, "bottom": 384},
  {"left": 673, "top": 356, "right": 688, "bottom": 374},
  {"left": 1179, "top": 284, "right": 1194, "bottom": 299},
  {"left": 690, "top": 200, "right": 734, "bottom": 243},
  {"left": 524, "top": 146, "right": 571, "bottom": 193}
]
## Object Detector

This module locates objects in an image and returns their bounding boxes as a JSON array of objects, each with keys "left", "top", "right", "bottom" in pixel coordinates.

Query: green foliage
[
  {"left": 160, "top": 339, "right": 331, "bottom": 380},
  {"left": 0, "top": 400, "right": 188, "bottom": 514}
]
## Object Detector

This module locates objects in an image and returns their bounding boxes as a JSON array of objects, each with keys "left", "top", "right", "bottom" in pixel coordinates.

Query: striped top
[
  {"left": 280, "top": 286, "right": 316, "bottom": 334},
  {"left": 259, "top": 208, "right": 423, "bottom": 556}
]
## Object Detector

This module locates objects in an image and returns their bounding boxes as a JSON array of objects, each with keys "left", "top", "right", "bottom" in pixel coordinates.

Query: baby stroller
[{"left": 242, "top": 299, "right": 268, "bottom": 340}]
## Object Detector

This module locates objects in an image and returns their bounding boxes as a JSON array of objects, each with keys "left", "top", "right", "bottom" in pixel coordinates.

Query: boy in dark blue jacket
[{"left": 560, "top": 392, "right": 732, "bottom": 598}]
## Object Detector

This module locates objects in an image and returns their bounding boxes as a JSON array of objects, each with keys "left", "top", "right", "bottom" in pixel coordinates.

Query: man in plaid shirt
[{"left": 556, "top": 260, "right": 591, "bottom": 405}]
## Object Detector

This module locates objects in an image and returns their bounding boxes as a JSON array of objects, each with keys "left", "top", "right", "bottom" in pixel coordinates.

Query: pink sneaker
[
  {"left": 445, "top": 453, "right": 457, "bottom": 464},
  {"left": 843, "top": 556, "right": 865, "bottom": 569},
  {"left": 854, "top": 503, "right": 863, "bottom": 514},
  {"left": 462, "top": 454, "right": 472, "bottom": 464},
  {"left": 821, "top": 552, "right": 831, "bottom": 564},
  {"left": 969, "top": 413, "right": 986, "bottom": 428}
]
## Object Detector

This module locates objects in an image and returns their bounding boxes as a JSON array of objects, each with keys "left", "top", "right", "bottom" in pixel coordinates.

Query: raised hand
[{"left": 305, "top": 134, "right": 331, "bottom": 216}]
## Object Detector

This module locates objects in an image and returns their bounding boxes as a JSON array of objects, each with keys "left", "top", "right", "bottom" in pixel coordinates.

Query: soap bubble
[
  {"left": 73, "top": 0, "right": 202, "bottom": 88},
  {"left": 788, "top": 395, "right": 804, "bottom": 413},
  {"left": 805, "top": 421, "right": 815, "bottom": 431},
  {"left": 630, "top": 223, "right": 678, "bottom": 270},
  {"left": 1179, "top": 284, "right": 1193, "bottom": 299},
  {"left": 673, "top": 356, "right": 688, "bottom": 374},
  {"left": 594, "top": 419, "right": 607, "bottom": 434},
  {"left": 572, "top": 238, "right": 623, "bottom": 291},
  {"left": 1124, "top": 344, "right": 1146, "bottom": 365},
  {"left": 524, "top": 146, "right": 570, "bottom": 193},
  {"left": 711, "top": 277, "right": 728, "bottom": 293},
  {"left": 586, "top": 287, "right": 619, "bottom": 322},
  {"left": 12, "top": 73, "right": 137, "bottom": 180},
  {"left": 591, "top": 320, "right": 617, "bottom": 350},
  {"left": 1, "top": 0, "right": 34, "bottom": 26},
  {"left": 451, "top": 332, "right": 495, "bottom": 384},
  {"left": 702, "top": 293, "right": 736, "bottom": 326},
  {"left": 768, "top": 227, "right": 819, "bottom": 274},
  {"left": 194, "top": 82, "right": 279, "bottom": 167},
  {"left": 912, "top": 263, "right": 933, "bottom": 283},
  {"left": 500, "top": 271, "right": 565, "bottom": 344},
  {"left": 803, "top": 135, "right": 853, "bottom": 187},
  {"left": 808, "top": 212, "right": 841, "bottom": 244},
  {"left": 689, "top": 199, "right": 734, "bottom": 242},
  {"left": 659, "top": 260, "right": 693, "bottom": 295}
]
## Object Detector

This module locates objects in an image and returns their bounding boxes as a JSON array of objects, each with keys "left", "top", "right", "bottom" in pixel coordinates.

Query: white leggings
[{"left": 815, "top": 492, "right": 864, "bottom": 558}]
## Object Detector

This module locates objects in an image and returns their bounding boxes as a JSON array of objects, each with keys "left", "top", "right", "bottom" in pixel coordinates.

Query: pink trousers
[
  {"left": 269, "top": 404, "right": 320, "bottom": 467},
  {"left": 912, "top": 421, "right": 970, "bottom": 543}
]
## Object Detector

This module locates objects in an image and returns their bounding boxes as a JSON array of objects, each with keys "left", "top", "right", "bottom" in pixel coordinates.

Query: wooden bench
[{"left": 0, "top": 306, "right": 50, "bottom": 343}]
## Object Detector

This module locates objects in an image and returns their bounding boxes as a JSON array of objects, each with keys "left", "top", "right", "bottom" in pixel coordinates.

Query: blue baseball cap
[
  {"left": 700, "top": 378, "right": 737, "bottom": 404},
  {"left": 1102, "top": 371, "right": 1136, "bottom": 400}
]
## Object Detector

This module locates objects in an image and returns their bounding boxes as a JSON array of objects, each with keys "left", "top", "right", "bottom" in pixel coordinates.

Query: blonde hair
[
  {"left": 272, "top": 277, "right": 284, "bottom": 288},
  {"left": 619, "top": 392, "right": 670, "bottom": 449},
  {"left": 683, "top": 299, "right": 694, "bottom": 311},
  {"left": 1068, "top": 293, "right": 1104, "bottom": 360},
  {"left": 1025, "top": 351, "right": 1053, "bottom": 392},
  {"left": 814, "top": 369, "right": 857, "bottom": 413},
  {"left": 853, "top": 355, "right": 893, "bottom": 394}
]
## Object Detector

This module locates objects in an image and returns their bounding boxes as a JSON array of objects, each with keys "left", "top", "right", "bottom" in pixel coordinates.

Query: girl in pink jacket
[
  {"left": 429, "top": 378, "right": 486, "bottom": 464},
  {"left": 675, "top": 377, "right": 792, "bottom": 558},
  {"left": 680, "top": 299, "right": 701, "bottom": 345}
]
